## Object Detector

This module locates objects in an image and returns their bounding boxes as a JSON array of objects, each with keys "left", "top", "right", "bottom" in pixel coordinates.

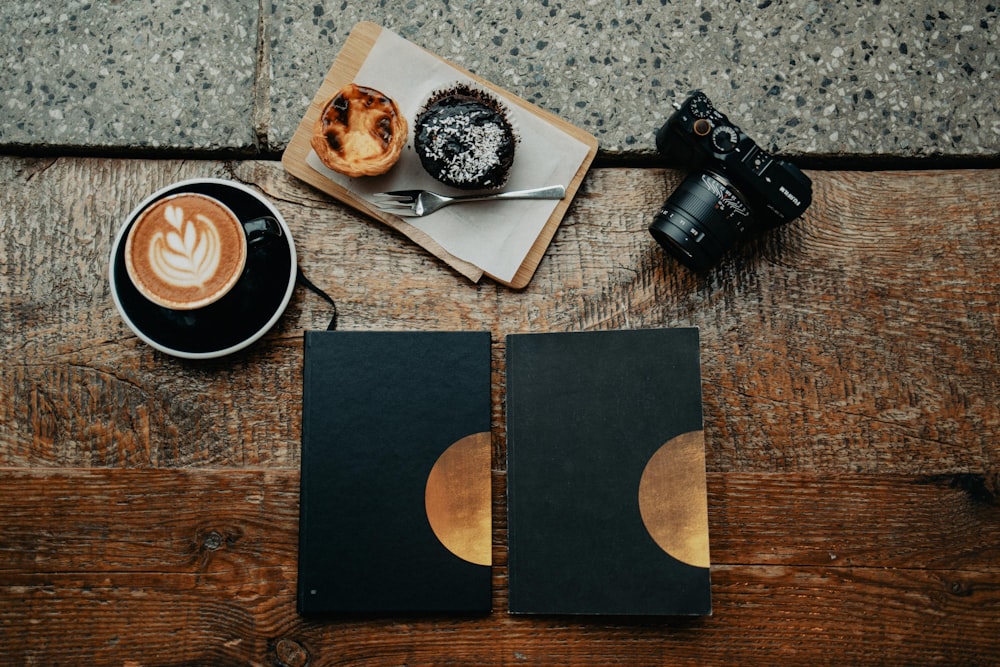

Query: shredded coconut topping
[
  {"left": 414, "top": 86, "right": 517, "bottom": 189},
  {"left": 422, "top": 113, "right": 508, "bottom": 184}
]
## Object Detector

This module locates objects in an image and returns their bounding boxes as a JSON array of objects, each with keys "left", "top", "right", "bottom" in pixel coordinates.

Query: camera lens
[{"left": 649, "top": 171, "right": 753, "bottom": 271}]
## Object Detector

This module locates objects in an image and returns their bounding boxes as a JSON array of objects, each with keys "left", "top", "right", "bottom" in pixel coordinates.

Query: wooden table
[{"left": 2, "top": 156, "right": 998, "bottom": 665}]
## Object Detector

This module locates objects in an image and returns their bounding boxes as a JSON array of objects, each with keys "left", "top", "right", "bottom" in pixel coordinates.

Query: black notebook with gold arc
[
  {"left": 506, "top": 328, "right": 711, "bottom": 616},
  {"left": 297, "top": 330, "right": 492, "bottom": 614}
]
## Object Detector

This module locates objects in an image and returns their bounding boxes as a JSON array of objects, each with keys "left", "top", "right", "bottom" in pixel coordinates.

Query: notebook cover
[
  {"left": 506, "top": 328, "right": 711, "bottom": 615},
  {"left": 298, "top": 330, "right": 492, "bottom": 614}
]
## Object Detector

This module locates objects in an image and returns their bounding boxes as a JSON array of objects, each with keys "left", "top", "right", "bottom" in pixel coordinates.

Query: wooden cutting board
[{"left": 282, "top": 21, "right": 599, "bottom": 288}]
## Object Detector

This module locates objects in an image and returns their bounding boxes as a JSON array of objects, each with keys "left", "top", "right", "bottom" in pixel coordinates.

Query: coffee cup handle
[{"left": 243, "top": 216, "right": 283, "bottom": 245}]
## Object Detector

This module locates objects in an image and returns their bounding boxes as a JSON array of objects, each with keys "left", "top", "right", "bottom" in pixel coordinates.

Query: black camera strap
[{"left": 296, "top": 267, "right": 338, "bottom": 331}]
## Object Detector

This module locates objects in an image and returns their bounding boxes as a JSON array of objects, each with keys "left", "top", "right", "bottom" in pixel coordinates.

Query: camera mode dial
[
  {"left": 711, "top": 125, "right": 739, "bottom": 153},
  {"left": 688, "top": 94, "right": 715, "bottom": 119}
]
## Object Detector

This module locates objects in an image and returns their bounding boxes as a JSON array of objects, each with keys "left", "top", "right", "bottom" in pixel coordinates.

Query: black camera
[{"left": 649, "top": 91, "right": 813, "bottom": 271}]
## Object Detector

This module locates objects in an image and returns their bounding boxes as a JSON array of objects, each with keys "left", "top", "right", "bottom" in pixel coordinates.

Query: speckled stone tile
[
  {"left": 2, "top": 0, "right": 997, "bottom": 159},
  {"left": 0, "top": 0, "right": 260, "bottom": 151},
  {"left": 267, "top": 0, "right": 998, "bottom": 160}
]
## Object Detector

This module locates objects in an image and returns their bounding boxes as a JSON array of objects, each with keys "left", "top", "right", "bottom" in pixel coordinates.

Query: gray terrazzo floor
[{"left": 2, "top": 0, "right": 997, "bottom": 161}]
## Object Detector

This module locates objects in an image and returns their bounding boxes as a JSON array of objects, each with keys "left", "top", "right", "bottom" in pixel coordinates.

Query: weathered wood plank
[
  {"left": 3, "top": 470, "right": 995, "bottom": 576},
  {"left": 1, "top": 158, "right": 996, "bottom": 475},
  {"left": 0, "top": 469, "right": 996, "bottom": 665}
]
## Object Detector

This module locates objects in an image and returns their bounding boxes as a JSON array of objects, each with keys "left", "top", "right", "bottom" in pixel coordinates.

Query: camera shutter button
[{"left": 693, "top": 119, "right": 712, "bottom": 137}]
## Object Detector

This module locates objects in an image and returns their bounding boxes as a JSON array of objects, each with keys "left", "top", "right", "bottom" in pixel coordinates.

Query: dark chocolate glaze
[{"left": 414, "top": 85, "right": 517, "bottom": 190}]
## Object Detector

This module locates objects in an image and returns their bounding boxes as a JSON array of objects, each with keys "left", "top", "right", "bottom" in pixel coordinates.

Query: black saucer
[{"left": 110, "top": 180, "right": 296, "bottom": 359}]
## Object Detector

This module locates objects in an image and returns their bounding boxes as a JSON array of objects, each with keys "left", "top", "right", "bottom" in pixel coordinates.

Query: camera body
[{"left": 649, "top": 91, "right": 813, "bottom": 270}]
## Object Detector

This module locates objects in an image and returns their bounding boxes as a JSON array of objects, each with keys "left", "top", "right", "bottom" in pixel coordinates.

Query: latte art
[
  {"left": 149, "top": 204, "right": 223, "bottom": 289},
  {"left": 125, "top": 193, "right": 247, "bottom": 310}
]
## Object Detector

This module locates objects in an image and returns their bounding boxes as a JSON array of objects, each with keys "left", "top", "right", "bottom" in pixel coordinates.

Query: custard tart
[{"left": 311, "top": 83, "right": 408, "bottom": 177}]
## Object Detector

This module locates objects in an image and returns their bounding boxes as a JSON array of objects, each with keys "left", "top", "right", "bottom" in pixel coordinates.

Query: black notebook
[
  {"left": 297, "top": 330, "right": 493, "bottom": 614},
  {"left": 506, "top": 328, "right": 711, "bottom": 615}
]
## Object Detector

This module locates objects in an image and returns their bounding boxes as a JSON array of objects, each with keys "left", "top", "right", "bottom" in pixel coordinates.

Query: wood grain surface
[{"left": 1, "top": 156, "right": 997, "bottom": 665}]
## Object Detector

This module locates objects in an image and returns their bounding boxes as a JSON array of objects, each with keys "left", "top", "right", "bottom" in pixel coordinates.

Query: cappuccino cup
[
  {"left": 110, "top": 178, "right": 297, "bottom": 360},
  {"left": 124, "top": 192, "right": 280, "bottom": 311}
]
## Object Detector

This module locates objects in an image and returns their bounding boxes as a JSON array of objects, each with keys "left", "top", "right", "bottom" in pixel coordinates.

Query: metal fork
[{"left": 371, "top": 185, "right": 566, "bottom": 217}]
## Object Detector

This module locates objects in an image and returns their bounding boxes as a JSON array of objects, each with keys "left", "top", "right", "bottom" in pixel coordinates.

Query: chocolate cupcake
[{"left": 414, "top": 84, "right": 517, "bottom": 190}]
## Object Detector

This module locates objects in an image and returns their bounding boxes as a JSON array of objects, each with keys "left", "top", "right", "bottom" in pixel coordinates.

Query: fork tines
[
  {"left": 371, "top": 191, "right": 417, "bottom": 208},
  {"left": 372, "top": 192, "right": 417, "bottom": 202},
  {"left": 370, "top": 190, "right": 428, "bottom": 216}
]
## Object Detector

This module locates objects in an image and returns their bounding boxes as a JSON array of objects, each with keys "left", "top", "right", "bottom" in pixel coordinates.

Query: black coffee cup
[{"left": 110, "top": 178, "right": 297, "bottom": 359}]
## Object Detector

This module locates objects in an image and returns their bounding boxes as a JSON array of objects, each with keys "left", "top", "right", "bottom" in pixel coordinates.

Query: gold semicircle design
[
  {"left": 424, "top": 431, "right": 492, "bottom": 566},
  {"left": 638, "top": 430, "right": 710, "bottom": 569}
]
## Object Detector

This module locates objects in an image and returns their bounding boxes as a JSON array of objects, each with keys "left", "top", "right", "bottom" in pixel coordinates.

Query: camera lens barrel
[{"left": 649, "top": 171, "right": 753, "bottom": 271}]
